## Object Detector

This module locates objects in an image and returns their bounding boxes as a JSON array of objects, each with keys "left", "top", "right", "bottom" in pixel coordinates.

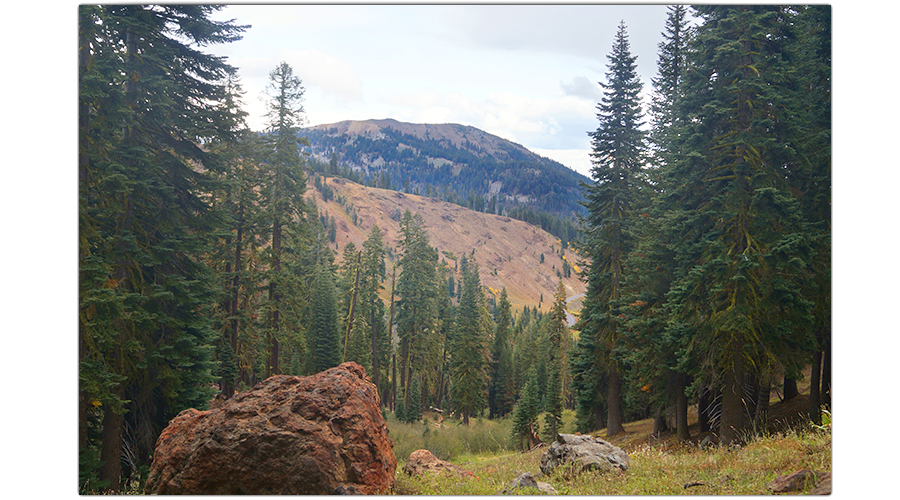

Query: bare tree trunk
[
  {"left": 783, "top": 375, "right": 799, "bottom": 401},
  {"left": 809, "top": 348, "right": 823, "bottom": 424},
  {"left": 675, "top": 371, "right": 691, "bottom": 440},
  {"left": 606, "top": 366, "right": 625, "bottom": 436},
  {"left": 720, "top": 338, "right": 745, "bottom": 445},
  {"left": 268, "top": 217, "right": 281, "bottom": 377},
  {"left": 100, "top": 404, "right": 124, "bottom": 492},
  {"left": 698, "top": 387, "right": 712, "bottom": 433}
]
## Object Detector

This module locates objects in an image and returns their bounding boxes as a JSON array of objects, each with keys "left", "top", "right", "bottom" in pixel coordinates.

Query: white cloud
[{"left": 280, "top": 49, "right": 362, "bottom": 103}]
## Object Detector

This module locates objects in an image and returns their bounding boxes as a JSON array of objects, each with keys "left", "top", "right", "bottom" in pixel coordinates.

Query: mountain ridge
[{"left": 302, "top": 119, "right": 590, "bottom": 237}]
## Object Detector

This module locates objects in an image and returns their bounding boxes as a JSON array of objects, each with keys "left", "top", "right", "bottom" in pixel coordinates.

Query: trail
[{"left": 565, "top": 293, "right": 585, "bottom": 327}]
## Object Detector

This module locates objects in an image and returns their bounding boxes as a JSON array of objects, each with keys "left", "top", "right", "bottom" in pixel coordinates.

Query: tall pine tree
[
  {"left": 663, "top": 6, "right": 815, "bottom": 444},
  {"left": 78, "top": 5, "right": 246, "bottom": 491},
  {"left": 574, "top": 21, "right": 648, "bottom": 437}
]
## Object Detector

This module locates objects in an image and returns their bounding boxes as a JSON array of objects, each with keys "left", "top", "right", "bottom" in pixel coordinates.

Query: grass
[{"left": 389, "top": 406, "right": 831, "bottom": 495}]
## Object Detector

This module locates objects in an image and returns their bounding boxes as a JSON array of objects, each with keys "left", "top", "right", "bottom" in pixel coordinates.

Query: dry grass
[{"left": 391, "top": 404, "right": 831, "bottom": 495}]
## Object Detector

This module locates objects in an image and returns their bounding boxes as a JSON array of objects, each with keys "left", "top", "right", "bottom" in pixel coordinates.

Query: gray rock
[
  {"left": 539, "top": 433, "right": 630, "bottom": 476},
  {"left": 500, "top": 473, "right": 557, "bottom": 495}
]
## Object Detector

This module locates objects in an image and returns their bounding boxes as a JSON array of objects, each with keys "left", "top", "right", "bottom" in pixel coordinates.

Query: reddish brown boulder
[
  {"left": 144, "top": 363, "right": 396, "bottom": 495},
  {"left": 403, "top": 449, "right": 474, "bottom": 478}
]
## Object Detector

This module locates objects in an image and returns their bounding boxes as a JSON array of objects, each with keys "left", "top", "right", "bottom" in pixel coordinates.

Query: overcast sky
[{"left": 208, "top": 4, "right": 672, "bottom": 177}]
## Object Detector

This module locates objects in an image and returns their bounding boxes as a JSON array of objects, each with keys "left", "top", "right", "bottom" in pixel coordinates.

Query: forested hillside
[
  {"left": 78, "top": 4, "right": 830, "bottom": 494},
  {"left": 303, "top": 119, "right": 587, "bottom": 245},
  {"left": 307, "top": 174, "right": 585, "bottom": 312}
]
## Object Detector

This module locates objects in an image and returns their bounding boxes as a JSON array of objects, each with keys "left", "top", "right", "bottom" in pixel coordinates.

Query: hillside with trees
[
  {"left": 78, "top": 4, "right": 829, "bottom": 494},
  {"left": 303, "top": 119, "right": 587, "bottom": 246}
]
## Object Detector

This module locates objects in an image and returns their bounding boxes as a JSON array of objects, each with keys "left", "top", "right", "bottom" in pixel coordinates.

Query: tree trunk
[
  {"left": 754, "top": 375, "right": 772, "bottom": 431},
  {"left": 100, "top": 402, "right": 124, "bottom": 492},
  {"left": 268, "top": 217, "right": 281, "bottom": 377},
  {"left": 606, "top": 366, "right": 625, "bottom": 436},
  {"left": 675, "top": 371, "right": 691, "bottom": 440},
  {"left": 652, "top": 406, "right": 668, "bottom": 436},
  {"left": 719, "top": 339, "right": 745, "bottom": 445},
  {"left": 809, "top": 349, "right": 823, "bottom": 424},
  {"left": 698, "top": 387, "right": 711, "bottom": 433},
  {"left": 821, "top": 333, "right": 831, "bottom": 409},
  {"left": 343, "top": 251, "right": 362, "bottom": 362},
  {"left": 783, "top": 375, "right": 799, "bottom": 401}
]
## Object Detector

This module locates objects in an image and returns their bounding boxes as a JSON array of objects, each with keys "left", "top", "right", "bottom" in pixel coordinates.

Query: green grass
[{"left": 390, "top": 412, "right": 832, "bottom": 495}]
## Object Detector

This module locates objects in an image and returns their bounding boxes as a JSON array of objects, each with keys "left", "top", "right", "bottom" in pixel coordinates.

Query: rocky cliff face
[{"left": 144, "top": 363, "right": 396, "bottom": 495}]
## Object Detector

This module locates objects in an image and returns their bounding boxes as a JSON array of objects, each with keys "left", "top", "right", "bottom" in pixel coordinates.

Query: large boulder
[
  {"left": 403, "top": 449, "right": 474, "bottom": 478},
  {"left": 144, "top": 363, "right": 396, "bottom": 495},
  {"left": 540, "top": 433, "right": 629, "bottom": 476}
]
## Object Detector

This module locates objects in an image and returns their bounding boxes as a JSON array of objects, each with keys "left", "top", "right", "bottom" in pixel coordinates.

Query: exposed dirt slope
[{"left": 310, "top": 176, "right": 586, "bottom": 314}]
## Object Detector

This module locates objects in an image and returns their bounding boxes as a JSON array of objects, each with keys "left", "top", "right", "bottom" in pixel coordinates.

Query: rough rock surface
[
  {"left": 767, "top": 469, "right": 828, "bottom": 494},
  {"left": 500, "top": 472, "right": 557, "bottom": 494},
  {"left": 809, "top": 472, "right": 831, "bottom": 495},
  {"left": 402, "top": 449, "right": 475, "bottom": 478},
  {"left": 540, "top": 433, "right": 630, "bottom": 476},
  {"left": 144, "top": 363, "right": 396, "bottom": 495}
]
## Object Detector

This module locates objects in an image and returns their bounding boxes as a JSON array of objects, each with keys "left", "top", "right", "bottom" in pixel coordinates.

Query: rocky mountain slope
[
  {"left": 309, "top": 175, "right": 586, "bottom": 316},
  {"left": 302, "top": 119, "right": 589, "bottom": 222}
]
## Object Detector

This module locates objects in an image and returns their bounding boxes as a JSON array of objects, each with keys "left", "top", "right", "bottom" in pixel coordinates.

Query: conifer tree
[
  {"left": 396, "top": 211, "right": 440, "bottom": 396},
  {"left": 449, "top": 255, "right": 490, "bottom": 425},
  {"left": 260, "top": 61, "right": 310, "bottom": 376},
  {"left": 311, "top": 256, "right": 341, "bottom": 373},
  {"left": 512, "top": 367, "right": 542, "bottom": 450},
  {"left": 663, "top": 6, "right": 815, "bottom": 444},
  {"left": 78, "top": 5, "right": 246, "bottom": 490},
  {"left": 574, "top": 21, "right": 648, "bottom": 437},
  {"left": 617, "top": 3, "right": 693, "bottom": 441},
  {"left": 488, "top": 288, "right": 516, "bottom": 418}
]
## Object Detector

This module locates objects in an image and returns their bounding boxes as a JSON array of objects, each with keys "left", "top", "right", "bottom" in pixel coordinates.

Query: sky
[{"left": 207, "top": 4, "right": 672, "bottom": 177}]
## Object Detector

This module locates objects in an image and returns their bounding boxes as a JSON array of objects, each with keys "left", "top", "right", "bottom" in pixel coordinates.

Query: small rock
[
  {"left": 767, "top": 469, "right": 820, "bottom": 493},
  {"left": 501, "top": 472, "right": 557, "bottom": 495},
  {"left": 403, "top": 449, "right": 474, "bottom": 478}
]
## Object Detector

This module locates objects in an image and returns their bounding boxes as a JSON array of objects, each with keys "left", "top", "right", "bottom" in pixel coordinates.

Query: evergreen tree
[
  {"left": 260, "top": 61, "right": 310, "bottom": 376},
  {"left": 488, "top": 288, "right": 516, "bottom": 418},
  {"left": 617, "top": 3, "right": 694, "bottom": 441},
  {"left": 395, "top": 211, "right": 440, "bottom": 397},
  {"left": 574, "top": 21, "right": 648, "bottom": 437},
  {"left": 78, "top": 5, "right": 246, "bottom": 491},
  {"left": 511, "top": 367, "right": 542, "bottom": 450},
  {"left": 310, "top": 256, "right": 341, "bottom": 373},
  {"left": 449, "top": 255, "right": 490, "bottom": 425},
  {"left": 360, "top": 225, "right": 391, "bottom": 401},
  {"left": 663, "top": 6, "right": 815, "bottom": 444},
  {"left": 543, "top": 361, "right": 564, "bottom": 440}
]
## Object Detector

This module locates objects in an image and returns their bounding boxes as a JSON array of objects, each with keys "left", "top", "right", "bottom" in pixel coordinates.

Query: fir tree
[
  {"left": 488, "top": 288, "right": 516, "bottom": 419},
  {"left": 260, "top": 61, "right": 310, "bottom": 376},
  {"left": 574, "top": 21, "right": 648, "bottom": 437},
  {"left": 511, "top": 367, "right": 542, "bottom": 450},
  {"left": 78, "top": 5, "right": 246, "bottom": 490},
  {"left": 449, "top": 255, "right": 490, "bottom": 425},
  {"left": 663, "top": 6, "right": 815, "bottom": 444},
  {"left": 311, "top": 256, "right": 341, "bottom": 373}
]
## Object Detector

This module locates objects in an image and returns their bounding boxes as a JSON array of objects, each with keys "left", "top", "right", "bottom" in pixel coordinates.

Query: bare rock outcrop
[
  {"left": 402, "top": 449, "right": 475, "bottom": 478},
  {"left": 540, "top": 433, "right": 630, "bottom": 476},
  {"left": 144, "top": 363, "right": 396, "bottom": 495}
]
